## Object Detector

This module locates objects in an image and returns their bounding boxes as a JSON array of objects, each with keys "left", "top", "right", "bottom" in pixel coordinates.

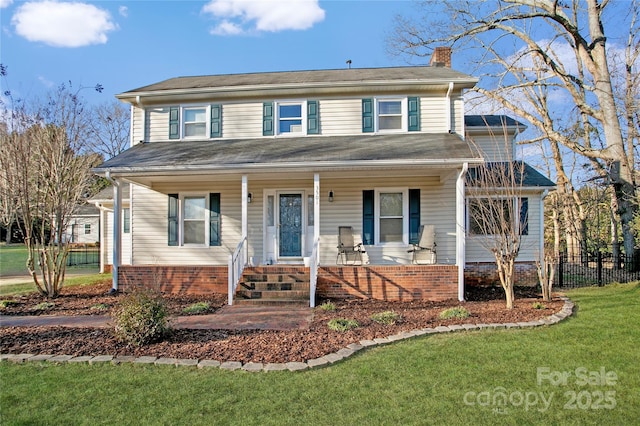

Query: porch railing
[
  {"left": 309, "top": 237, "right": 319, "bottom": 308},
  {"left": 228, "top": 236, "right": 247, "bottom": 305}
]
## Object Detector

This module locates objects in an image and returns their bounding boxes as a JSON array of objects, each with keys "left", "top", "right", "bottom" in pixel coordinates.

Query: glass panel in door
[{"left": 279, "top": 194, "right": 302, "bottom": 257}]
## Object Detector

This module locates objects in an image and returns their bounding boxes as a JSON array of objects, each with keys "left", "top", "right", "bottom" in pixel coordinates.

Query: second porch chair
[
  {"left": 408, "top": 225, "right": 437, "bottom": 264},
  {"left": 337, "top": 226, "right": 366, "bottom": 265}
]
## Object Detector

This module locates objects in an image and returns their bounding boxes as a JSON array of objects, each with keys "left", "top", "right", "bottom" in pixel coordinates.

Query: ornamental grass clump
[
  {"left": 327, "top": 318, "right": 359, "bottom": 332},
  {"left": 318, "top": 301, "right": 336, "bottom": 311},
  {"left": 438, "top": 306, "right": 470, "bottom": 320},
  {"left": 370, "top": 310, "right": 401, "bottom": 325},
  {"left": 113, "top": 287, "right": 169, "bottom": 346},
  {"left": 182, "top": 301, "right": 210, "bottom": 314}
]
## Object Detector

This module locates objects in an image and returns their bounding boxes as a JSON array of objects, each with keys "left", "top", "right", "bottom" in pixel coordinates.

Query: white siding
[
  {"left": 147, "top": 107, "right": 170, "bottom": 142},
  {"left": 131, "top": 106, "right": 144, "bottom": 145},
  {"left": 452, "top": 94, "right": 464, "bottom": 135},
  {"left": 102, "top": 210, "right": 132, "bottom": 266},
  {"left": 318, "top": 99, "right": 361, "bottom": 135},
  {"left": 420, "top": 95, "right": 448, "bottom": 133},
  {"left": 222, "top": 102, "right": 264, "bottom": 138},
  {"left": 466, "top": 133, "right": 514, "bottom": 162}
]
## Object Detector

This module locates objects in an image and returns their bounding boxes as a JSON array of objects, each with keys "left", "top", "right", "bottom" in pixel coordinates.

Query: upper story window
[
  {"left": 169, "top": 104, "right": 222, "bottom": 140},
  {"left": 377, "top": 99, "right": 404, "bottom": 131},
  {"left": 363, "top": 97, "right": 417, "bottom": 134},
  {"left": 184, "top": 107, "right": 207, "bottom": 138},
  {"left": 278, "top": 103, "right": 304, "bottom": 135}
]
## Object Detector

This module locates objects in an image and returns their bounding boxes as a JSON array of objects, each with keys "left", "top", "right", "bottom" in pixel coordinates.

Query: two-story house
[{"left": 93, "top": 48, "right": 554, "bottom": 306}]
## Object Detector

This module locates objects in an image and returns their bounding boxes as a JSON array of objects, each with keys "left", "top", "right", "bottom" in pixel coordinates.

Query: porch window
[
  {"left": 183, "top": 196, "right": 206, "bottom": 244},
  {"left": 375, "top": 189, "right": 408, "bottom": 245}
]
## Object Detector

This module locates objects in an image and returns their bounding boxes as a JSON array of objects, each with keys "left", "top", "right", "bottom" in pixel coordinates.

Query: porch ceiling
[{"left": 94, "top": 133, "right": 482, "bottom": 186}]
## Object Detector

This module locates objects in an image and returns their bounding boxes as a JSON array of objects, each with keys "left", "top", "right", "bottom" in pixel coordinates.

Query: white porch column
[
  {"left": 241, "top": 175, "right": 248, "bottom": 256},
  {"left": 314, "top": 173, "right": 320, "bottom": 260},
  {"left": 112, "top": 179, "right": 122, "bottom": 291},
  {"left": 456, "top": 163, "right": 468, "bottom": 302}
]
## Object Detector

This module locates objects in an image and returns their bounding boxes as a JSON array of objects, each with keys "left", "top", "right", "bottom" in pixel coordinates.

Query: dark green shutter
[
  {"left": 408, "top": 96, "right": 420, "bottom": 131},
  {"left": 263, "top": 102, "right": 274, "bottom": 136},
  {"left": 307, "top": 100, "right": 319, "bottom": 134},
  {"left": 210, "top": 104, "right": 222, "bottom": 138},
  {"left": 209, "top": 193, "right": 221, "bottom": 246},
  {"left": 168, "top": 193, "right": 179, "bottom": 246},
  {"left": 169, "top": 107, "right": 180, "bottom": 139},
  {"left": 519, "top": 197, "right": 529, "bottom": 236},
  {"left": 362, "top": 99, "right": 374, "bottom": 133},
  {"left": 362, "top": 190, "right": 374, "bottom": 245},
  {"left": 409, "top": 189, "right": 421, "bottom": 244}
]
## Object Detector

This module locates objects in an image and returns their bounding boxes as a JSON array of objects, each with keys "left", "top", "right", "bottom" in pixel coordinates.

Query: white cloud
[
  {"left": 1, "top": 0, "right": 14, "bottom": 9},
  {"left": 118, "top": 5, "right": 128, "bottom": 18},
  {"left": 37, "top": 75, "right": 55, "bottom": 88},
  {"left": 11, "top": 1, "right": 116, "bottom": 48},
  {"left": 203, "top": 0, "right": 325, "bottom": 35}
]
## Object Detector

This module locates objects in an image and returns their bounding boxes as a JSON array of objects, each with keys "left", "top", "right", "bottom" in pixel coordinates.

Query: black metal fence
[
  {"left": 555, "top": 253, "right": 640, "bottom": 288},
  {"left": 66, "top": 246, "right": 100, "bottom": 267}
]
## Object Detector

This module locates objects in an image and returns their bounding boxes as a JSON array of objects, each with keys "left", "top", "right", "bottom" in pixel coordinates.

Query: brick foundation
[
  {"left": 118, "top": 265, "right": 228, "bottom": 294},
  {"left": 113, "top": 264, "right": 460, "bottom": 301},
  {"left": 317, "top": 265, "right": 459, "bottom": 301},
  {"left": 464, "top": 262, "right": 539, "bottom": 287}
]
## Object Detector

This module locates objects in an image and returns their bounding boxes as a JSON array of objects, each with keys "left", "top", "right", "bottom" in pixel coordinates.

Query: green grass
[
  {"left": 0, "top": 273, "right": 111, "bottom": 297},
  {"left": 0, "top": 244, "right": 99, "bottom": 278},
  {"left": 1, "top": 283, "right": 639, "bottom": 425}
]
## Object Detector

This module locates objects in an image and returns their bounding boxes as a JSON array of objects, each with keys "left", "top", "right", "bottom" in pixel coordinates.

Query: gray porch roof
[
  {"left": 94, "top": 133, "right": 482, "bottom": 175},
  {"left": 467, "top": 161, "right": 556, "bottom": 188}
]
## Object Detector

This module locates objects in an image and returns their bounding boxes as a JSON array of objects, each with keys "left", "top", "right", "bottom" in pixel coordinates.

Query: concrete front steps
[{"left": 234, "top": 266, "right": 310, "bottom": 306}]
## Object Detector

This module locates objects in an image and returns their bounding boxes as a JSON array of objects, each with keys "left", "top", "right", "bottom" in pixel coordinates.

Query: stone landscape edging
[{"left": 1, "top": 297, "right": 574, "bottom": 372}]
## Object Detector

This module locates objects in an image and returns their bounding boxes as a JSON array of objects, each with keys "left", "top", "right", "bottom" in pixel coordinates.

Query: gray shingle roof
[
  {"left": 89, "top": 183, "right": 130, "bottom": 201},
  {"left": 94, "top": 133, "right": 480, "bottom": 173},
  {"left": 465, "top": 115, "right": 525, "bottom": 129},
  {"left": 120, "top": 66, "right": 477, "bottom": 95},
  {"left": 467, "top": 161, "right": 555, "bottom": 188}
]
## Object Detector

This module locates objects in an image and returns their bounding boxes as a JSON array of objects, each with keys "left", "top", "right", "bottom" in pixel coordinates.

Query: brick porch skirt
[
  {"left": 115, "top": 264, "right": 459, "bottom": 301},
  {"left": 464, "top": 262, "right": 539, "bottom": 287}
]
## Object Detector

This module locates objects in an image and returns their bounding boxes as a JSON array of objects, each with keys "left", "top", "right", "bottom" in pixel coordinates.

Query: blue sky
[{"left": 1, "top": 0, "right": 424, "bottom": 105}]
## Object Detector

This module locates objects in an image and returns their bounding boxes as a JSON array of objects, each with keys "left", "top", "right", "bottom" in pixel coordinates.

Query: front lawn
[
  {"left": 0, "top": 244, "right": 98, "bottom": 279},
  {"left": 1, "top": 283, "right": 638, "bottom": 425}
]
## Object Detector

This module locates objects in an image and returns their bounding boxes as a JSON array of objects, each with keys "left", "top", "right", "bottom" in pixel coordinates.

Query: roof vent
[{"left": 346, "top": 59, "right": 352, "bottom": 69}]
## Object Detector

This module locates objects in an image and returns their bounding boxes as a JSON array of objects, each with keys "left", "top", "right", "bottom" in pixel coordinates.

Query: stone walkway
[{"left": 0, "top": 298, "right": 575, "bottom": 372}]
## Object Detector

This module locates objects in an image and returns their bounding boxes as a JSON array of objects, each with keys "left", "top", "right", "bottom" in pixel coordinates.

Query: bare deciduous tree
[
  {"left": 1, "top": 82, "right": 98, "bottom": 297},
  {"left": 467, "top": 160, "right": 528, "bottom": 309},
  {"left": 87, "top": 100, "right": 130, "bottom": 160},
  {"left": 390, "top": 0, "right": 638, "bottom": 259}
]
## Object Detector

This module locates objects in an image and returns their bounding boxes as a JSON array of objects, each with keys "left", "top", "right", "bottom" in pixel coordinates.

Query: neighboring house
[
  {"left": 89, "top": 183, "right": 132, "bottom": 273},
  {"left": 93, "top": 47, "right": 554, "bottom": 306},
  {"left": 62, "top": 204, "right": 100, "bottom": 245}
]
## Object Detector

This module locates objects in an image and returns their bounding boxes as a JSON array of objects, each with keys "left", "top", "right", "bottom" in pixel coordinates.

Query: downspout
[
  {"left": 456, "top": 162, "right": 468, "bottom": 302},
  {"left": 446, "top": 82, "right": 454, "bottom": 133},
  {"left": 135, "top": 95, "right": 145, "bottom": 146},
  {"left": 105, "top": 171, "right": 121, "bottom": 294}
]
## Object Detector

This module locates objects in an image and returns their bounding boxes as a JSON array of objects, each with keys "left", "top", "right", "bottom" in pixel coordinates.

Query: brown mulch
[{"left": 0, "top": 282, "right": 565, "bottom": 364}]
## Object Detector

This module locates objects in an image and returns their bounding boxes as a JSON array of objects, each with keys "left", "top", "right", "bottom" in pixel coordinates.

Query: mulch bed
[{"left": 0, "top": 282, "right": 565, "bottom": 364}]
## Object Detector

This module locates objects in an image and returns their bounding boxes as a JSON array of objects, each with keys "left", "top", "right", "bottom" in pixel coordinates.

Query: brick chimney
[{"left": 430, "top": 47, "right": 452, "bottom": 67}]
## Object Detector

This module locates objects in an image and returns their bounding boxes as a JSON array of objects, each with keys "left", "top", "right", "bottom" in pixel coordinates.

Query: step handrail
[
  {"left": 309, "top": 237, "right": 319, "bottom": 308},
  {"left": 228, "top": 236, "right": 247, "bottom": 305}
]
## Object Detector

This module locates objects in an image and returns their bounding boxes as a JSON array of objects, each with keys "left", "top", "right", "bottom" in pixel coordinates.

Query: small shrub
[
  {"left": 370, "top": 310, "right": 401, "bottom": 325},
  {"left": 532, "top": 302, "right": 546, "bottom": 310},
  {"left": 327, "top": 318, "right": 359, "bottom": 332},
  {"left": 439, "top": 306, "right": 470, "bottom": 320},
  {"left": 112, "top": 287, "right": 169, "bottom": 346},
  {"left": 33, "top": 302, "right": 55, "bottom": 311},
  {"left": 318, "top": 301, "right": 336, "bottom": 311},
  {"left": 0, "top": 300, "right": 19, "bottom": 308},
  {"left": 90, "top": 303, "right": 110, "bottom": 311},
  {"left": 182, "top": 301, "right": 210, "bottom": 314}
]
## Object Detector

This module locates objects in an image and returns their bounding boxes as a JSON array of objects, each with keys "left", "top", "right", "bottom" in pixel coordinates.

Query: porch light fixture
[
  {"left": 247, "top": 192, "right": 252, "bottom": 204},
  {"left": 328, "top": 190, "right": 334, "bottom": 202}
]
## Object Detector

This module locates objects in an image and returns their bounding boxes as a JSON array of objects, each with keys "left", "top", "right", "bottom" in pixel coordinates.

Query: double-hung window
[
  {"left": 376, "top": 189, "right": 408, "bottom": 245},
  {"left": 377, "top": 99, "right": 404, "bottom": 131},
  {"left": 183, "top": 107, "right": 207, "bottom": 138},
  {"left": 183, "top": 196, "right": 207, "bottom": 245},
  {"left": 277, "top": 102, "right": 305, "bottom": 135}
]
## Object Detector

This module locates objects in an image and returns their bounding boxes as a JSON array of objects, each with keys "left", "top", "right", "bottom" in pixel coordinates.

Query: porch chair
[
  {"left": 337, "top": 226, "right": 366, "bottom": 265},
  {"left": 408, "top": 225, "right": 437, "bottom": 264}
]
